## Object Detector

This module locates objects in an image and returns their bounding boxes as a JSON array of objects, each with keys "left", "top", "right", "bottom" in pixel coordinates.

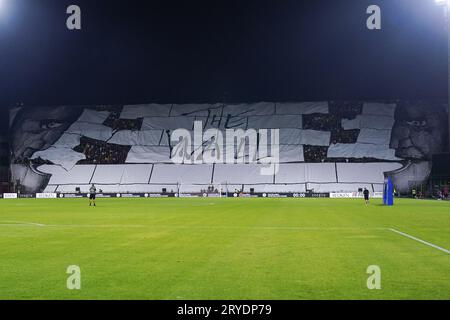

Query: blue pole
[{"left": 386, "top": 176, "right": 394, "bottom": 206}]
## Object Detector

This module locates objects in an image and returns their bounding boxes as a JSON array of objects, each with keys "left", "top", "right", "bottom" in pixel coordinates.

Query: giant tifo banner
[{"left": 8, "top": 101, "right": 448, "bottom": 194}]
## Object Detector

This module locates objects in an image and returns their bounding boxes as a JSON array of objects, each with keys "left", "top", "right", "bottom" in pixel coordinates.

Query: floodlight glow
[
  {"left": 435, "top": 0, "right": 449, "bottom": 5},
  {"left": 0, "top": 0, "right": 11, "bottom": 20},
  {"left": 0, "top": 0, "right": 6, "bottom": 14}
]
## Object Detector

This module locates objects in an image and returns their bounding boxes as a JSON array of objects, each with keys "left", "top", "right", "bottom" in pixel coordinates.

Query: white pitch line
[
  {"left": 0, "top": 221, "right": 46, "bottom": 227},
  {"left": 389, "top": 228, "right": 450, "bottom": 255},
  {"left": 0, "top": 223, "right": 385, "bottom": 231}
]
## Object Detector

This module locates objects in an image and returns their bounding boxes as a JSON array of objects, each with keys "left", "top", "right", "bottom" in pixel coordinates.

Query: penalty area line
[{"left": 389, "top": 228, "right": 450, "bottom": 255}]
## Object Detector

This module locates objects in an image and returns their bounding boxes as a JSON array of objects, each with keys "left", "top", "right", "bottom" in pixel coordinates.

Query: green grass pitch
[{"left": 0, "top": 197, "right": 449, "bottom": 300}]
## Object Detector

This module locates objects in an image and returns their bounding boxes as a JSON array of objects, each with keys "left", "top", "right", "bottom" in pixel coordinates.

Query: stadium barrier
[
  {"left": 330, "top": 192, "right": 383, "bottom": 198},
  {"left": 1, "top": 192, "right": 333, "bottom": 199},
  {"left": 1, "top": 192, "right": 386, "bottom": 199}
]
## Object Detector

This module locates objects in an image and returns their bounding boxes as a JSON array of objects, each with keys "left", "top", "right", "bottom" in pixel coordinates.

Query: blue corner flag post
[{"left": 383, "top": 176, "right": 394, "bottom": 206}]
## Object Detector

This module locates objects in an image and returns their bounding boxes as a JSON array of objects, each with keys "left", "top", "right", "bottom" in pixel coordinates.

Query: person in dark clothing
[
  {"left": 89, "top": 184, "right": 97, "bottom": 206},
  {"left": 363, "top": 188, "right": 370, "bottom": 205}
]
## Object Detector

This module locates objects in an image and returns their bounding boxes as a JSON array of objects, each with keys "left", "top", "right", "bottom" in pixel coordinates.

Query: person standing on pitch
[
  {"left": 363, "top": 188, "right": 370, "bottom": 205},
  {"left": 89, "top": 184, "right": 97, "bottom": 206}
]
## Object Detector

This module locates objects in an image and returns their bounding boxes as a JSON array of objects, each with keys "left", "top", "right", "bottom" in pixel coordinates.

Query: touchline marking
[
  {"left": 0, "top": 223, "right": 385, "bottom": 231},
  {"left": 389, "top": 228, "right": 450, "bottom": 255},
  {"left": 0, "top": 221, "right": 46, "bottom": 227}
]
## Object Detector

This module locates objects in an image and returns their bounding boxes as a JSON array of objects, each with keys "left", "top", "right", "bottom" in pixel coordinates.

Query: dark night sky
[{"left": 0, "top": 0, "right": 447, "bottom": 109}]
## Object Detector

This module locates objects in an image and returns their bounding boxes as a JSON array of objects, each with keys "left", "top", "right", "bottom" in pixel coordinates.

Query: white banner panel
[
  {"left": 109, "top": 130, "right": 163, "bottom": 146},
  {"left": 330, "top": 192, "right": 382, "bottom": 198},
  {"left": 342, "top": 115, "right": 395, "bottom": 131},
  {"left": 247, "top": 115, "right": 302, "bottom": 129},
  {"left": 32, "top": 147, "right": 86, "bottom": 171},
  {"left": 77, "top": 109, "right": 110, "bottom": 124},
  {"left": 341, "top": 117, "right": 360, "bottom": 130},
  {"left": 223, "top": 102, "right": 276, "bottom": 116},
  {"left": 330, "top": 192, "right": 355, "bottom": 198},
  {"left": 142, "top": 117, "right": 195, "bottom": 130},
  {"left": 37, "top": 165, "right": 96, "bottom": 185},
  {"left": 327, "top": 143, "right": 400, "bottom": 161},
  {"left": 276, "top": 101, "right": 329, "bottom": 115},
  {"left": 170, "top": 104, "right": 221, "bottom": 117},
  {"left": 52, "top": 133, "right": 82, "bottom": 149},
  {"left": 36, "top": 193, "right": 57, "bottom": 199},
  {"left": 66, "top": 122, "right": 113, "bottom": 141},
  {"left": 120, "top": 104, "right": 172, "bottom": 119},
  {"left": 359, "top": 115, "right": 395, "bottom": 129},
  {"left": 3, "top": 193, "right": 18, "bottom": 199},
  {"left": 362, "top": 102, "right": 396, "bottom": 117},
  {"left": 279, "top": 129, "right": 302, "bottom": 145},
  {"left": 357, "top": 128, "right": 392, "bottom": 146},
  {"left": 279, "top": 145, "right": 304, "bottom": 162},
  {"left": 300, "top": 130, "right": 331, "bottom": 146},
  {"left": 126, "top": 146, "right": 171, "bottom": 163}
]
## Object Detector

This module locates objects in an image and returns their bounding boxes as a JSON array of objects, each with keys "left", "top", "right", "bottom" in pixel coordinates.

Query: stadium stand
[
  {"left": 36, "top": 162, "right": 400, "bottom": 194},
  {"left": 0, "top": 136, "right": 9, "bottom": 193},
  {"left": 11, "top": 101, "right": 430, "bottom": 194}
]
